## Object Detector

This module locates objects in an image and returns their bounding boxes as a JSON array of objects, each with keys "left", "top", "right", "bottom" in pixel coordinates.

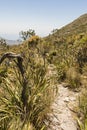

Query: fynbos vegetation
[{"left": 0, "top": 13, "right": 87, "bottom": 130}]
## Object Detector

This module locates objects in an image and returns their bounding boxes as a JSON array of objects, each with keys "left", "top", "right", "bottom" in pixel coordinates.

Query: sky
[{"left": 0, "top": 0, "right": 87, "bottom": 40}]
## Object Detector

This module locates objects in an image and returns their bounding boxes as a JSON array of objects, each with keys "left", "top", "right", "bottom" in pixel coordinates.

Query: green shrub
[
  {"left": 56, "top": 63, "right": 67, "bottom": 82},
  {"left": 77, "top": 91, "right": 87, "bottom": 130},
  {"left": 66, "top": 67, "right": 81, "bottom": 89}
]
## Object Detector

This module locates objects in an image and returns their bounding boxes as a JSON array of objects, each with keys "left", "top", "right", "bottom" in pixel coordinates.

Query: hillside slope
[
  {"left": 46, "top": 13, "right": 87, "bottom": 43},
  {"left": 57, "top": 13, "right": 87, "bottom": 36}
]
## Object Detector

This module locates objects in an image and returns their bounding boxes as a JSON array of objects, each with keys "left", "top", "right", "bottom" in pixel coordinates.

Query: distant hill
[
  {"left": 6, "top": 39, "right": 21, "bottom": 45},
  {"left": 0, "top": 37, "right": 21, "bottom": 45},
  {"left": 46, "top": 13, "right": 87, "bottom": 42}
]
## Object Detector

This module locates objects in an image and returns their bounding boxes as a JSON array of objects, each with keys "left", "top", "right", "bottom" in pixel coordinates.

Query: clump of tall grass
[
  {"left": 56, "top": 63, "right": 66, "bottom": 82},
  {"left": 66, "top": 67, "right": 81, "bottom": 90},
  {"left": 0, "top": 54, "right": 54, "bottom": 130},
  {"left": 77, "top": 91, "right": 87, "bottom": 130}
]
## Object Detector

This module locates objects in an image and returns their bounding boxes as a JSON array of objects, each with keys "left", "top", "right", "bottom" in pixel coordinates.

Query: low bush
[
  {"left": 66, "top": 67, "right": 81, "bottom": 90},
  {"left": 77, "top": 91, "right": 87, "bottom": 130}
]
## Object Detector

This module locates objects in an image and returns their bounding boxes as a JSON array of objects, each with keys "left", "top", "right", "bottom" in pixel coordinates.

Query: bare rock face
[{"left": 47, "top": 85, "right": 79, "bottom": 130}]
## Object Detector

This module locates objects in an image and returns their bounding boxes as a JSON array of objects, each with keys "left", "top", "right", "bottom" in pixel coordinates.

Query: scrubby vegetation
[
  {"left": 0, "top": 14, "right": 87, "bottom": 129},
  {"left": 45, "top": 14, "right": 87, "bottom": 130},
  {"left": 0, "top": 35, "right": 58, "bottom": 130}
]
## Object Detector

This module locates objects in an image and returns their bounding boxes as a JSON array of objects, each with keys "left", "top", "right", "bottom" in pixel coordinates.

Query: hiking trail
[{"left": 46, "top": 64, "right": 79, "bottom": 130}]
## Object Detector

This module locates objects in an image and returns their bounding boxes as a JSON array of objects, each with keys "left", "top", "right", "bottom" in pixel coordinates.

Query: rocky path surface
[
  {"left": 46, "top": 64, "right": 79, "bottom": 130},
  {"left": 48, "top": 85, "right": 79, "bottom": 130}
]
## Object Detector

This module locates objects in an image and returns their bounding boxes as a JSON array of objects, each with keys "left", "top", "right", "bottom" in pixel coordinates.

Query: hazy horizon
[{"left": 0, "top": 0, "right": 87, "bottom": 40}]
